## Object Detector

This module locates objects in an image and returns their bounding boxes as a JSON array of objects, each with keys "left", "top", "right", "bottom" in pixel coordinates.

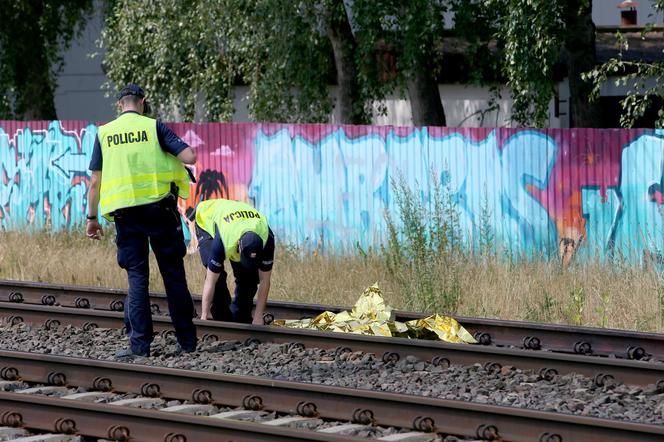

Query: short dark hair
[{"left": 119, "top": 94, "right": 142, "bottom": 107}]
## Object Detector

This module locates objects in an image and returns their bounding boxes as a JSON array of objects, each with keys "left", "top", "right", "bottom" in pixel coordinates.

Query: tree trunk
[
  {"left": 326, "top": 0, "right": 366, "bottom": 124},
  {"left": 563, "top": 1, "right": 600, "bottom": 128},
  {"left": 406, "top": 63, "right": 446, "bottom": 127}
]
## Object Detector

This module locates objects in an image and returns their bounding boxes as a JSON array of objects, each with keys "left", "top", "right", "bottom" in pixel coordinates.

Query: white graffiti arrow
[{"left": 51, "top": 149, "right": 89, "bottom": 180}]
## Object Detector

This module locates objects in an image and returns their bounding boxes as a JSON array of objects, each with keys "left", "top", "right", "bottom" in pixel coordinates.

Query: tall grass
[{"left": 1, "top": 199, "right": 664, "bottom": 332}]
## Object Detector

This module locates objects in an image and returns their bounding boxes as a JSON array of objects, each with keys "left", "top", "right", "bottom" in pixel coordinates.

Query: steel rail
[
  {"left": 1, "top": 302, "right": 663, "bottom": 389},
  {"left": 0, "top": 391, "right": 361, "bottom": 442},
  {"left": 2, "top": 350, "right": 664, "bottom": 442},
  {"left": 0, "top": 279, "right": 661, "bottom": 361}
]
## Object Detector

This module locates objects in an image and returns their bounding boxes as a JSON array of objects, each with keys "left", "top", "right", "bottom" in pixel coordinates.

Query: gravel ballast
[{"left": 1, "top": 322, "right": 664, "bottom": 426}]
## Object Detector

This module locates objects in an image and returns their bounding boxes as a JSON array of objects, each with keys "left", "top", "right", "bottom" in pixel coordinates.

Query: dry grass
[{"left": 1, "top": 230, "right": 663, "bottom": 332}]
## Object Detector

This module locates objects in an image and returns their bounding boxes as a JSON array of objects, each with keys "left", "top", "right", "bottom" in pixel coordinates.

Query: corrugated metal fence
[{"left": 1, "top": 120, "right": 663, "bottom": 262}]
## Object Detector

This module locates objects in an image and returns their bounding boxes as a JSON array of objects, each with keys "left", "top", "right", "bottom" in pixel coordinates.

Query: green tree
[
  {"left": 102, "top": 0, "right": 452, "bottom": 125},
  {"left": 584, "top": 0, "right": 664, "bottom": 128},
  {"left": 0, "top": 1, "right": 93, "bottom": 119},
  {"left": 353, "top": 0, "right": 448, "bottom": 126},
  {"left": 101, "top": 0, "right": 236, "bottom": 122},
  {"left": 481, "top": 0, "right": 599, "bottom": 127}
]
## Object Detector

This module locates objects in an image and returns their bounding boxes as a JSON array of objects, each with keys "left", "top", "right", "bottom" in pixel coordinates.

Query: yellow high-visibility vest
[
  {"left": 98, "top": 113, "right": 189, "bottom": 220},
  {"left": 195, "top": 199, "right": 269, "bottom": 262}
]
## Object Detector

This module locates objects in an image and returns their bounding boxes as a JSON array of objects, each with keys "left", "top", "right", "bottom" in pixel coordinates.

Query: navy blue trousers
[
  {"left": 114, "top": 197, "right": 197, "bottom": 355},
  {"left": 196, "top": 226, "right": 259, "bottom": 323}
]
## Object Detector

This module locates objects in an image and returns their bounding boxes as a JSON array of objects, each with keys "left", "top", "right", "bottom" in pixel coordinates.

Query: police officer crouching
[
  {"left": 191, "top": 198, "right": 275, "bottom": 324},
  {"left": 86, "top": 84, "right": 198, "bottom": 358}
]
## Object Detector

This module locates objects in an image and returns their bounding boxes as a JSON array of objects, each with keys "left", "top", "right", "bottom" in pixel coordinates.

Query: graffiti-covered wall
[{"left": 1, "top": 120, "right": 663, "bottom": 262}]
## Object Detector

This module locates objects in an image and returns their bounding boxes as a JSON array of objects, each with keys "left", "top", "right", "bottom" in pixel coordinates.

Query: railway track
[
  {"left": 1, "top": 350, "right": 663, "bottom": 441},
  {"left": 0, "top": 298, "right": 663, "bottom": 388},
  {"left": 0, "top": 279, "right": 660, "bottom": 362},
  {"left": 1, "top": 280, "right": 664, "bottom": 440}
]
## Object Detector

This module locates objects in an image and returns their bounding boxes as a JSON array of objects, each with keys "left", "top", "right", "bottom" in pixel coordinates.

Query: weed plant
[
  {"left": 2, "top": 186, "right": 664, "bottom": 332},
  {"left": 383, "top": 173, "right": 462, "bottom": 314}
]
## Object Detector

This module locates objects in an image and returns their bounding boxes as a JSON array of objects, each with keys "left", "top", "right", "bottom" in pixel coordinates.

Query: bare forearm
[
  {"left": 201, "top": 269, "right": 219, "bottom": 320},
  {"left": 177, "top": 147, "right": 196, "bottom": 165},
  {"left": 253, "top": 272, "right": 271, "bottom": 323},
  {"left": 87, "top": 173, "right": 101, "bottom": 217}
]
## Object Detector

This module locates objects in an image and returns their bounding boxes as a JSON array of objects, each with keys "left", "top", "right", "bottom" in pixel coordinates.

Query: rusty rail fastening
[
  {"left": 1, "top": 302, "right": 664, "bottom": 388},
  {"left": 1, "top": 350, "right": 663, "bottom": 442},
  {"left": 1, "top": 279, "right": 663, "bottom": 361}
]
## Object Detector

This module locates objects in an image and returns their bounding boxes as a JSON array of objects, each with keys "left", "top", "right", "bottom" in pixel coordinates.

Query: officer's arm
[
  {"left": 177, "top": 147, "right": 196, "bottom": 165},
  {"left": 252, "top": 270, "right": 272, "bottom": 325},
  {"left": 156, "top": 121, "right": 197, "bottom": 165},
  {"left": 85, "top": 171, "right": 104, "bottom": 240},
  {"left": 201, "top": 268, "right": 220, "bottom": 320}
]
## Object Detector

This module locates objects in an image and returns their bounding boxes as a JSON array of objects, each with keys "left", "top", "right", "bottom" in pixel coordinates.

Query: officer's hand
[
  {"left": 86, "top": 220, "right": 104, "bottom": 240},
  {"left": 251, "top": 315, "right": 263, "bottom": 325}
]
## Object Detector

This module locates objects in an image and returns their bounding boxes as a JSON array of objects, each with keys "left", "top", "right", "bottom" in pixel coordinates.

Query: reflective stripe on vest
[
  {"left": 195, "top": 199, "right": 269, "bottom": 262},
  {"left": 98, "top": 113, "right": 190, "bottom": 221}
]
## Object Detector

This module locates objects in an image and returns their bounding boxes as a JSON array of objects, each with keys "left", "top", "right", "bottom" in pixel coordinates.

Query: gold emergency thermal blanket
[{"left": 272, "top": 283, "right": 477, "bottom": 344}]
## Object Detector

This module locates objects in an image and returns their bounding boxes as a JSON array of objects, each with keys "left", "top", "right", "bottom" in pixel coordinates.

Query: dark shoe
[{"left": 115, "top": 347, "right": 149, "bottom": 359}]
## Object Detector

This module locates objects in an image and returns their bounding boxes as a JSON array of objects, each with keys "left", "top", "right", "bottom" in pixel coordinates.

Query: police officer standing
[
  {"left": 86, "top": 84, "right": 197, "bottom": 358},
  {"left": 192, "top": 198, "right": 275, "bottom": 324}
]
